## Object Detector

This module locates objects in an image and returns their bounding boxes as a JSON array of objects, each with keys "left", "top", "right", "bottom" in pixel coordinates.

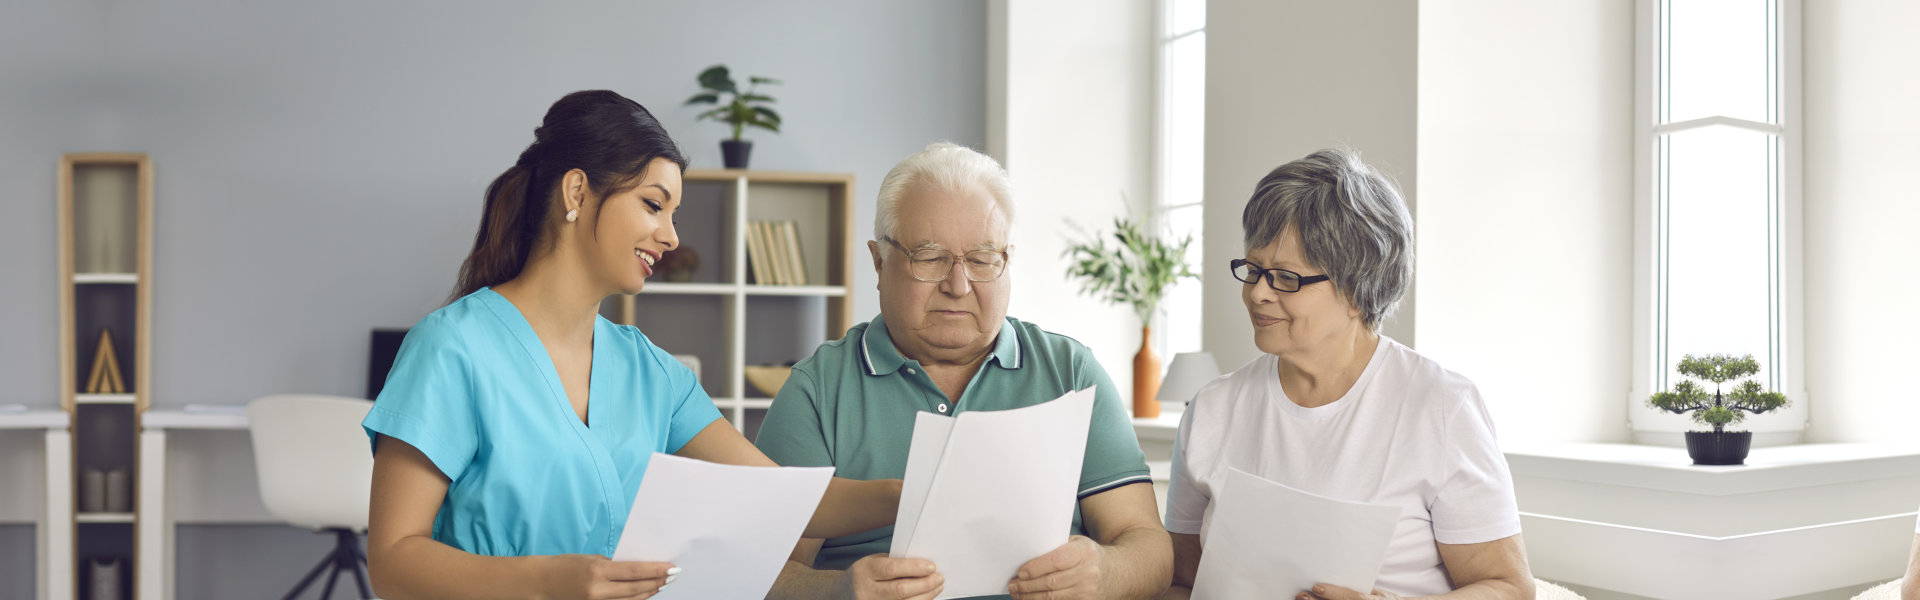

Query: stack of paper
[
  {"left": 890, "top": 388, "right": 1097, "bottom": 599},
  {"left": 1189, "top": 468, "right": 1401, "bottom": 600},
  {"left": 613, "top": 453, "right": 835, "bottom": 599}
]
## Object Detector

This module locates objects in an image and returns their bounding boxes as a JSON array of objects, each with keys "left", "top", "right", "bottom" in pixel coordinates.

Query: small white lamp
[{"left": 1156, "top": 352, "right": 1221, "bottom": 415}]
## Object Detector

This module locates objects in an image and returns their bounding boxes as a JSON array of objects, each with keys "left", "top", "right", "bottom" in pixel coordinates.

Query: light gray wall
[{"left": 0, "top": 0, "right": 985, "bottom": 410}]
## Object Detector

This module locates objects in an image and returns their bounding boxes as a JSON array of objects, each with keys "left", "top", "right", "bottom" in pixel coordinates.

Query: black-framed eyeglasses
[
  {"left": 1229, "top": 259, "right": 1330, "bottom": 292},
  {"left": 882, "top": 237, "right": 1010, "bottom": 283}
]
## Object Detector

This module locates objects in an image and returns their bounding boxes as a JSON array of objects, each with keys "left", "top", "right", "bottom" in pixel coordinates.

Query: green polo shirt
[{"left": 755, "top": 315, "right": 1151, "bottom": 576}]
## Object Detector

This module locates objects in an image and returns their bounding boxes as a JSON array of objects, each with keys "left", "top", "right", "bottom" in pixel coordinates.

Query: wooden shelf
[
  {"left": 642, "top": 283, "right": 738, "bottom": 295},
  {"left": 76, "top": 512, "right": 135, "bottom": 524},
  {"left": 74, "top": 273, "right": 138, "bottom": 284},
  {"left": 743, "top": 285, "right": 849, "bottom": 297},
  {"left": 75, "top": 394, "right": 137, "bottom": 405}
]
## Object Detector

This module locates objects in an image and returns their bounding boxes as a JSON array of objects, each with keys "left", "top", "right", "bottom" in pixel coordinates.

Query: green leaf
[
  {"left": 697, "top": 65, "right": 737, "bottom": 93},
  {"left": 749, "top": 76, "right": 783, "bottom": 85},
  {"left": 683, "top": 92, "right": 720, "bottom": 106},
  {"left": 753, "top": 106, "right": 782, "bottom": 125},
  {"left": 741, "top": 93, "right": 778, "bottom": 104}
]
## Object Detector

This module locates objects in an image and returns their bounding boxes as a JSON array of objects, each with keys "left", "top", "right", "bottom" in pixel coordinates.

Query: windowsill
[
  {"left": 1504, "top": 441, "right": 1920, "bottom": 496},
  {"left": 1131, "top": 405, "right": 1184, "bottom": 443}
]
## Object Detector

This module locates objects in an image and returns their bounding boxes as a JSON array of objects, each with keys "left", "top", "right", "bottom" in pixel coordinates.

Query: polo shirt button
[
  {"left": 937, "top": 404, "right": 949, "bottom": 413},
  {"left": 906, "top": 368, "right": 917, "bottom": 374}
]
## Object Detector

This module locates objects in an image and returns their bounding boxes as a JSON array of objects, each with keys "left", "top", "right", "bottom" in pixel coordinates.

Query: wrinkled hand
[
  {"left": 1302, "top": 583, "right": 1405, "bottom": 600},
  {"left": 839, "top": 554, "right": 944, "bottom": 600},
  {"left": 1007, "top": 535, "right": 1106, "bottom": 599},
  {"left": 540, "top": 554, "right": 677, "bottom": 600}
]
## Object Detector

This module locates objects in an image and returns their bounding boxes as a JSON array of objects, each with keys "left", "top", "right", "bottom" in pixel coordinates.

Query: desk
[
  {"left": 139, "top": 408, "right": 253, "bottom": 600},
  {"left": 0, "top": 409, "right": 73, "bottom": 600}
]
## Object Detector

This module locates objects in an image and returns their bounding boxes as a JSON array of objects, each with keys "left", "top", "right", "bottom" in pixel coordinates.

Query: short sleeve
[
  {"left": 1428, "top": 384, "right": 1523, "bottom": 545},
  {"left": 754, "top": 366, "right": 835, "bottom": 468},
  {"left": 1163, "top": 406, "right": 1208, "bottom": 535},
  {"left": 1072, "top": 349, "right": 1152, "bottom": 498},
  {"left": 638, "top": 338, "right": 723, "bottom": 454},
  {"left": 362, "top": 318, "right": 480, "bottom": 482}
]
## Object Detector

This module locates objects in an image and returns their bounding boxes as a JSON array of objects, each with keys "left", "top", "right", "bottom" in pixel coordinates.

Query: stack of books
[{"left": 746, "top": 220, "right": 809, "bottom": 286}]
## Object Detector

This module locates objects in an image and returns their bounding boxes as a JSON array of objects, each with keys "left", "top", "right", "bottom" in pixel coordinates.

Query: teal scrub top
[{"left": 362, "top": 287, "right": 723, "bottom": 557}]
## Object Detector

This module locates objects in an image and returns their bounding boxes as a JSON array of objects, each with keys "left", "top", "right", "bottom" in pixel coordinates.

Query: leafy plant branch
[
  {"left": 1062, "top": 213, "right": 1198, "bottom": 326},
  {"left": 684, "top": 65, "right": 781, "bottom": 141}
]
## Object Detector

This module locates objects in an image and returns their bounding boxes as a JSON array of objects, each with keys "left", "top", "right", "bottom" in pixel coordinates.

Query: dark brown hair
[{"left": 451, "top": 90, "right": 688, "bottom": 301}]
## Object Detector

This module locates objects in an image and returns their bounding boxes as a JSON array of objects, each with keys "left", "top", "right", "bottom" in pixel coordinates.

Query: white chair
[{"left": 248, "top": 394, "right": 376, "bottom": 600}]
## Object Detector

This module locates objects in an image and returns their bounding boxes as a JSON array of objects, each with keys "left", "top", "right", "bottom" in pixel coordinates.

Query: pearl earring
[{"left": 566, "top": 209, "right": 579, "bottom": 223}]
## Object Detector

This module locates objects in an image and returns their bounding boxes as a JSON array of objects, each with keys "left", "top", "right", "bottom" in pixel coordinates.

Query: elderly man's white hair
[{"left": 873, "top": 142, "right": 1015, "bottom": 244}]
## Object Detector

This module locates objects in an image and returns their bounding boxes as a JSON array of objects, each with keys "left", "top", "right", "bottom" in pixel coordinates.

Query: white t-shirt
[{"left": 1164, "top": 337, "right": 1521, "bottom": 596}]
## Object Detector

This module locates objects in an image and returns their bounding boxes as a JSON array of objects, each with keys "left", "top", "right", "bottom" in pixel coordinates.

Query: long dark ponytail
[{"left": 452, "top": 90, "right": 689, "bottom": 301}]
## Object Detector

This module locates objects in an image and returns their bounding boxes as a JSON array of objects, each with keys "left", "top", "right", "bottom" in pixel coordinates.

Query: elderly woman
[{"left": 1162, "top": 149, "right": 1533, "bottom": 600}]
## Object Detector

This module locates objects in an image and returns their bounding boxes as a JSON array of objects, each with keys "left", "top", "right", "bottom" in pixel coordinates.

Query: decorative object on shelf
[
  {"left": 89, "top": 558, "right": 122, "bottom": 600},
  {"left": 1155, "top": 352, "right": 1222, "bottom": 415},
  {"left": 684, "top": 64, "right": 782, "bottom": 169},
  {"left": 1646, "top": 353, "right": 1791, "bottom": 465},
  {"left": 105, "top": 467, "right": 130, "bottom": 513},
  {"left": 655, "top": 246, "right": 702, "bottom": 283},
  {"left": 1062, "top": 212, "right": 1199, "bottom": 418},
  {"left": 743, "top": 365, "right": 794, "bottom": 397},
  {"left": 85, "top": 327, "right": 127, "bottom": 394},
  {"left": 82, "top": 467, "right": 107, "bottom": 513}
]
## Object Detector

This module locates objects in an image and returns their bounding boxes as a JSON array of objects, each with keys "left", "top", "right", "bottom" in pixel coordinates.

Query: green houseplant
[
  {"left": 683, "top": 64, "right": 781, "bottom": 169},
  {"left": 1063, "top": 214, "right": 1198, "bottom": 418},
  {"left": 1646, "top": 353, "right": 1790, "bottom": 465}
]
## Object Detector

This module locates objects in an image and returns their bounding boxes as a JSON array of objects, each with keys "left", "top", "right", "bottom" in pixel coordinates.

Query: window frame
[
  {"left": 1151, "top": 0, "right": 1206, "bottom": 358},
  {"left": 1630, "top": 0, "right": 1807, "bottom": 444}
]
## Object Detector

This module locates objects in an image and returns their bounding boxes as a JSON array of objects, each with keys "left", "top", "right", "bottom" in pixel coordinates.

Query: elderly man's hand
[
  {"left": 1301, "top": 583, "right": 1405, "bottom": 600},
  {"left": 837, "top": 554, "right": 943, "bottom": 600},
  {"left": 1007, "top": 535, "right": 1107, "bottom": 599}
]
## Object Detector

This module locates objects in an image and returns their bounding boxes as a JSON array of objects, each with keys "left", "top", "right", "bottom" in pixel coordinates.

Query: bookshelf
[
  {"left": 58, "top": 153, "right": 152, "bottom": 600},
  {"left": 602, "top": 170, "right": 855, "bottom": 438}
]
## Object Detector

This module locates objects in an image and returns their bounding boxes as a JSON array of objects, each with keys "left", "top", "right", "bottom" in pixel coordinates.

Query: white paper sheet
[
  {"left": 889, "top": 387, "right": 1097, "bottom": 599},
  {"left": 612, "top": 453, "right": 834, "bottom": 599},
  {"left": 1190, "top": 468, "right": 1401, "bottom": 600}
]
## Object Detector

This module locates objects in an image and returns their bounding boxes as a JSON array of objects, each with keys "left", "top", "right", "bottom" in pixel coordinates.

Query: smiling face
[
  {"left": 870, "top": 182, "right": 1012, "bottom": 365},
  {"left": 570, "top": 157, "right": 683, "bottom": 295},
  {"left": 1242, "top": 227, "right": 1365, "bottom": 358}
]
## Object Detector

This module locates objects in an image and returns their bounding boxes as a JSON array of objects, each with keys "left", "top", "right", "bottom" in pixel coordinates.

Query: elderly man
[{"left": 756, "top": 142, "right": 1171, "bottom": 600}]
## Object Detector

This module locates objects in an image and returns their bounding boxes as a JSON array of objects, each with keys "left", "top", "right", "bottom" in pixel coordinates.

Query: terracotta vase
[{"left": 1132, "top": 326, "right": 1161, "bottom": 418}]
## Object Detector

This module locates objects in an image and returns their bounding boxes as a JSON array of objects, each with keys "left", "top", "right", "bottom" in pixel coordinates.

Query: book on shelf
[
  {"left": 781, "top": 221, "right": 808, "bottom": 286},
  {"left": 746, "top": 221, "right": 772, "bottom": 285},
  {"left": 768, "top": 221, "right": 794, "bottom": 286}
]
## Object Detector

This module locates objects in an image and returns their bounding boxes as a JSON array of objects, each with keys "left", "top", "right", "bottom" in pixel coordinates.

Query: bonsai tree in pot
[
  {"left": 684, "top": 64, "right": 781, "bottom": 169},
  {"left": 1646, "top": 353, "right": 1790, "bottom": 465},
  {"left": 1063, "top": 213, "right": 1197, "bottom": 419}
]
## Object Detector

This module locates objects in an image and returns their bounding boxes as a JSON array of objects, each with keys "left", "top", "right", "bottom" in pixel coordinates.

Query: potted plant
[
  {"left": 684, "top": 64, "right": 781, "bottom": 169},
  {"left": 1063, "top": 214, "right": 1198, "bottom": 418},
  {"left": 1646, "top": 353, "right": 1790, "bottom": 465}
]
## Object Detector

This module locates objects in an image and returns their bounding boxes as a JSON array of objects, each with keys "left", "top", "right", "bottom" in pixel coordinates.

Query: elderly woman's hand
[{"left": 1300, "top": 583, "right": 1404, "bottom": 600}]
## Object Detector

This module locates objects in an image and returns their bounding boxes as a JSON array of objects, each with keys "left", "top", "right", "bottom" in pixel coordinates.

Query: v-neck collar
[{"left": 473, "top": 287, "right": 627, "bottom": 552}]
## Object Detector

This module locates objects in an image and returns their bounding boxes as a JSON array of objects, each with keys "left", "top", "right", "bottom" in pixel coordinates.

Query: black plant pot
[
  {"left": 721, "top": 139, "right": 753, "bottom": 169},
  {"left": 1684, "top": 431, "right": 1753, "bottom": 465}
]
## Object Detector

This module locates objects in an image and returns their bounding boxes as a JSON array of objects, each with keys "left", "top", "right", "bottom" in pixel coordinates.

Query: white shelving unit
[{"left": 603, "top": 170, "right": 855, "bottom": 437}]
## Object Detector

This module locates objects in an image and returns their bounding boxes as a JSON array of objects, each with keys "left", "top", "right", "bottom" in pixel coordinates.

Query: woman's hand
[{"left": 539, "top": 554, "right": 678, "bottom": 600}]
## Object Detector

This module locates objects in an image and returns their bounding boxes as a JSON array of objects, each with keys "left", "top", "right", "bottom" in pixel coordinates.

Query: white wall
[
  {"left": 989, "top": 0, "right": 1155, "bottom": 400},
  {"left": 1414, "top": 0, "right": 1635, "bottom": 445},
  {"left": 1201, "top": 0, "right": 1418, "bottom": 374},
  {"left": 1802, "top": 0, "right": 1920, "bottom": 443}
]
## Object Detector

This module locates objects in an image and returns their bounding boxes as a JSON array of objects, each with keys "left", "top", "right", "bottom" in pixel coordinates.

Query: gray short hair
[
  {"left": 1242, "top": 148, "right": 1413, "bottom": 330},
  {"left": 874, "top": 142, "right": 1014, "bottom": 242}
]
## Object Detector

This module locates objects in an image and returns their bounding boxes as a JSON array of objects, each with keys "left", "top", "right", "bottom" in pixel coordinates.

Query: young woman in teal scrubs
[{"left": 362, "top": 91, "right": 901, "bottom": 600}]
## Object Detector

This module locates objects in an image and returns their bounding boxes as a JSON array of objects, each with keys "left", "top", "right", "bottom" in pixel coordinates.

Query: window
[
  {"left": 1155, "top": 0, "right": 1205, "bottom": 357},
  {"left": 1635, "top": 0, "right": 1804, "bottom": 437}
]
